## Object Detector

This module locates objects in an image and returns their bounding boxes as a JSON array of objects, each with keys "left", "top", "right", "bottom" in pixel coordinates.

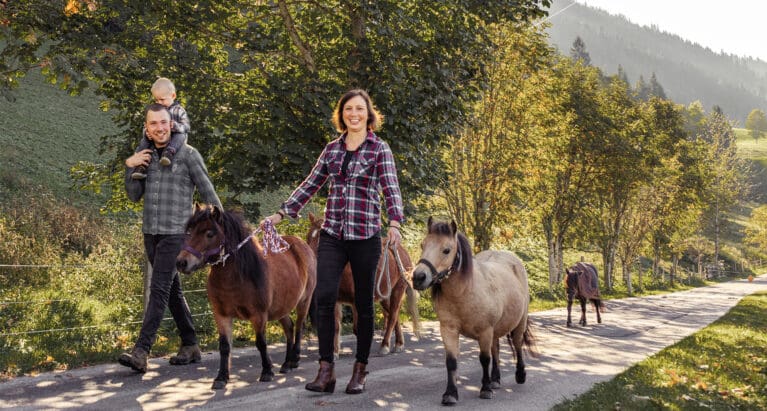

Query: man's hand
[{"left": 126, "top": 149, "right": 153, "bottom": 168}]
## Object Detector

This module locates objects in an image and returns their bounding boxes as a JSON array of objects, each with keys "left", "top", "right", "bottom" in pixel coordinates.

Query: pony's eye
[
  {"left": 206, "top": 230, "right": 215, "bottom": 238},
  {"left": 442, "top": 248, "right": 450, "bottom": 255}
]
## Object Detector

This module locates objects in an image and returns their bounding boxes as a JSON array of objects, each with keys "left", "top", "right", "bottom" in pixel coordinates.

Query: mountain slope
[
  {"left": 545, "top": 1, "right": 767, "bottom": 125},
  {"left": 0, "top": 70, "right": 113, "bottom": 202}
]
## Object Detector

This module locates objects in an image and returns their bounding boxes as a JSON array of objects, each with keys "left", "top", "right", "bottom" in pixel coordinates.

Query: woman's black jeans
[{"left": 315, "top": 230, "right": 381, "bottom": 364}]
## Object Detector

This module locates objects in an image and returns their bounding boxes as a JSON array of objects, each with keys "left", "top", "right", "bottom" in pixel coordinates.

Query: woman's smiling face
[{"left": 342, "top": 95, "right": 369, "bottom": 133}]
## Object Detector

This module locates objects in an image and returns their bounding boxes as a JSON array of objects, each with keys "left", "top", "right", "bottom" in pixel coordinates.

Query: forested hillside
[{"left": 546, "top": 1, "right": 767, "bottom": 125}]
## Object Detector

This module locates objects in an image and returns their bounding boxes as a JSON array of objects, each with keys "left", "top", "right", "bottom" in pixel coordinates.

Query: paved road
[{"left": 2, "top": 275, "right": 766, "bottom": 410}]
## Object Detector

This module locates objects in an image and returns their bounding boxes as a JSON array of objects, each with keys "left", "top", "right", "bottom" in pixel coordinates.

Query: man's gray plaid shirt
[{"left": 125, "top": 143, "right": 222, "bottom": 234}]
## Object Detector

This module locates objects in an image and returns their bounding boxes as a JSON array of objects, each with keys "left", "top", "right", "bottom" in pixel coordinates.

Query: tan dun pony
[
  {"left": 176, "top": 205, "right": 317, "bottom": 389},
  {"left": 411, "top": 217, "right": 536, "bottom": 406}
]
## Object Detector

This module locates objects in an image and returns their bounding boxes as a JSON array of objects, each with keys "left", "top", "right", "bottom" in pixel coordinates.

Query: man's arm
[
  {"left": 187, "top": 148, "right": 222, "bottom": 208},
  {"left": 124, "top": 149, "right": 152, "bottom": 201}
]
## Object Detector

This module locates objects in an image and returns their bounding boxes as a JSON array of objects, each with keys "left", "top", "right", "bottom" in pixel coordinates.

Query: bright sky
[{"left": 570, "top": 1, "right": 767, "bottom": 62}]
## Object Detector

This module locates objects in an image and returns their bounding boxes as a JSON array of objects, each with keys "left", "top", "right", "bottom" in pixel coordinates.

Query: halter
[
  {"left": 416, "top": 238, "right": 462, "bottom": 285},
  {"left": 182, "top": 219, "right": 289, "bottom": 267}
]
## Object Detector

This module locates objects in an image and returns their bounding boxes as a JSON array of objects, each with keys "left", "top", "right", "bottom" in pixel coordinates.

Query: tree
[
  {"left": 0, "top": 0, "right": 551, "bottom": 217},
  {"left": 696, "top": 109, "right": 747, "bottom": 268},
  {"left": 521, "top": 58, "right": 609, "bottom": 288},
  {"left": 442, "top": 22, "right": 552, "bottom": 252},
  {"left": 570, "top": 36, "right": 591, "bottom": 66},
  {"left": 744, "top": 205, "right": 767, "bottom": 250},
  {"left": 648, "top": 72, "right": 666, "bottom": 99},
  {"left": 745, "top": 109, "right": 767, "bottom": 140}
]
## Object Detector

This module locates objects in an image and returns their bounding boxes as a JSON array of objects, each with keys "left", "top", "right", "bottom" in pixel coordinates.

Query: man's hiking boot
[
  {"left": 169, "top": 344, "right": 202, "bottom": 365},
  {"left": 118, "top": 347, "right": 148, "bottom": 373}
]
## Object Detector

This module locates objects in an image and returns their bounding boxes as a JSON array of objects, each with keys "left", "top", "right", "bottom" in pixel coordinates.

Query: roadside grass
[{"left": 552, "top": 290, "right": 767, "bottom": 410}]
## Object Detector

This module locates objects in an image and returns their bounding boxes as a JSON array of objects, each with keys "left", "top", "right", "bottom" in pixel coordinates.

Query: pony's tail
[
  {"left": 405, "top": 286, "right": 421, "bottom": 340},
  {"left": 593, "top": 298, "right": 606, "bottom": 311},
  {"left": 507, "top": 317, "right": 539, "bottom": 358}
]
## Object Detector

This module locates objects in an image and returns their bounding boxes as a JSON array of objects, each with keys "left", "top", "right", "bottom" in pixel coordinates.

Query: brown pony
[
  {"left": 411, "top": 217, "right": 536, "bottom": 406},
  {"left": 565, "top": 262, "right": 603, "bottom": 327},
  {"left": 305, "top": 213, "right": 420, "bottom": 358},
  {"left": 176, "top": 205, "right": 317, "bottom": 389}
]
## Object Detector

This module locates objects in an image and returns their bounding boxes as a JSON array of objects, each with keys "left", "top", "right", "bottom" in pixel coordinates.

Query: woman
[{"left": 262, "top": 89, "right": 404, "bottom": 394}]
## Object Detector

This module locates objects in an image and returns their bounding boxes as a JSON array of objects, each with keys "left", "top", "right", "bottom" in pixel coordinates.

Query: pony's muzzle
[
  {"left": 175, "top": 253, "right": 200, "bottom": 274},
  {"left": 411, "top": 268, "right": 431, "bottom": 291}
]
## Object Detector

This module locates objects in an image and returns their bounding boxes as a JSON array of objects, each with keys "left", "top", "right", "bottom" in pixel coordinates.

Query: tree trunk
[
  {"left": 671, "top": 254, "right": 677, "bottom": 287},
  {"left": 623, "top": 260, "right": 633, "bottom": 296}
]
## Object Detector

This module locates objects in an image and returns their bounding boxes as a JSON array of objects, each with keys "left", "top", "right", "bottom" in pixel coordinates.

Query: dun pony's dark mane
[
  {"left": 189, "top": 206, "right": 266, "bottom": 290},
  {"left": 427, "top": 221, "right": 474, "bottom": 296}
]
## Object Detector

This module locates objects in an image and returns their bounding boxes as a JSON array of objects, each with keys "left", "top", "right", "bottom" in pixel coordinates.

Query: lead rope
[
  {"left": 375, "top": 239, "right": 413, "bottom": 299},
  {"left": 258, "top": 219, "right": 290, "bottom": 256},
  {"left": 375, "top": 239, "right": 392, "bottom": 300}
]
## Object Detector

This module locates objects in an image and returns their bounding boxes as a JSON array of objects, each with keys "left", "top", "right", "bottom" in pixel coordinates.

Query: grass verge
[{"left": 552, "top": 290, "right": 767, "bottom": 410}]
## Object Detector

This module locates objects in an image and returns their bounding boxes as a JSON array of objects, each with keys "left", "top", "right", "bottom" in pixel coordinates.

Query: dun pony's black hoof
[
  {"left": 441, "top": 394, "right": 458, "bottom": 406},
  {"left": 479, "top": 389, "right": 494, "bottom": 399},
  {"left": 279, "top": 361, "right": 298, "bottom": 373},
  {"left": 259, "top": 370, "right": 275, "bottom": 382},
  {"left": 515, "top": 369, "right": 526, "bottom": 384},
  {"left": 211, "top": 379, "right": 227, "bottom": 390},
  {"left": 567, "top": 322, "right": 573, "bottom": 328}
]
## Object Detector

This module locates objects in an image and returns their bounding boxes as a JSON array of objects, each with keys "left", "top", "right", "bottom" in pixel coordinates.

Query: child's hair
[{"left": 151, "top": 77, "right": 176, "bottom": 95}]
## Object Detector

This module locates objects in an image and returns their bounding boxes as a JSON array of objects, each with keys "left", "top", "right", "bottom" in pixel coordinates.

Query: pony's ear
[
  {"left": 194, "top": 203, "right": 203, "bottom": 213},
  {"left": 427, "top": 216, "right": 434, "bottom": 231},
  {"left": 211, "top": 205, "right": 223, "bottom": 223},
  {"left": 309, "top": 212, "right": 316, "bottom": 223},
  {"left": 450, "top": 220, "right": 458, "bottom": 236}
]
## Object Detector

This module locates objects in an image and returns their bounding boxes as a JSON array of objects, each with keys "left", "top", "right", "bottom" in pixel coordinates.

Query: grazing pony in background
[
  {"left": 176, "top": 205, "right": 317, "bottom": 389},
  {"left": 305, "top": 213, "right": 420, "bottom": 358},
  {"left": 411, "top": 217, "right": 536, "bottom": 405},
  {"left": 565, "top": 262, "right": 603, "bottom": 327}
]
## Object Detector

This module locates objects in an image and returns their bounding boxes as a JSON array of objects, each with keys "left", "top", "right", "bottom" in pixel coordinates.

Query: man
[{"left": 119, "top": 103, "right": 222, "bottom": 373}]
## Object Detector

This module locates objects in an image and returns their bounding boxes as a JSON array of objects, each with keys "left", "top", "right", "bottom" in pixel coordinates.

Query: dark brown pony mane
[
  {"left": 187, "top": 206, "right": 266, "bottom": 290},
  {"left": 427, "top": 221, "right": 474, "bottom": 295}
]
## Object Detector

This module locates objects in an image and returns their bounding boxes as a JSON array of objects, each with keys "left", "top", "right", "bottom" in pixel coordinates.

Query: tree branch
[{"left": 276, "top": 0, "right": 316, "bottom": 73}]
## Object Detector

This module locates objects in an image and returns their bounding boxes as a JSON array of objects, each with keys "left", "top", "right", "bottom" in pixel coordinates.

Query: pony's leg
[
  {"left": 490, "top": 337, "right": 501, "bottom": 389},
  {"left": 277, "top": 316, "right": 296, "bottom": 373},
  {"left": 378, "top": 302, "right": 392, "bottom": 355},
  {"left": 388, "top": 282, "right": 407, "bottom": 353},
  {"left": 212, "top": 316, "right": 233, "bottom": 390},
  {"left": 566, "top": 296, "right": 574, "bottom": 327},
  {"left": 595, "top": 299, "right": 603, "bottom": 324},
  {"left": 509, "top": 319, "right": 528, "bottom": 384},
  {"left": 333, "top": 303, "right": 342, "bottom": 360},
  {"left": 252, "top": 318, "right": 275, "bottom": 382},
  {"left": 579, "top": 297, "right": 587, "bottom": 326},
  {"left": 478, "top": 330, "right": 495, "bottom": 399},
  {"left": 289, "top": 293, "right": 312, "bottom": 370},
  {"left": 440, "top": 326, "right": 461, "bottom": 405}
]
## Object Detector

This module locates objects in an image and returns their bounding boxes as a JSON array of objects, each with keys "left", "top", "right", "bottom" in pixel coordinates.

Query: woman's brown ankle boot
[
  {"left": 345, "top": 361, "right": 368, "bottom": 394},
  {"left": 305, "top": 360, "right": 336, "bottom": 393}
]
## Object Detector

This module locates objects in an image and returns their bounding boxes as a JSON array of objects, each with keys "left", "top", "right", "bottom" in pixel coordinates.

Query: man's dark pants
[{"left": 135, "top": 234, "right": 197, "bottom": 352}]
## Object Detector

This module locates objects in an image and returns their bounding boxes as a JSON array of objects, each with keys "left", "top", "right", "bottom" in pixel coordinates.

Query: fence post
[{"left": 143, "top": 261, "right": 152, "bottom": 312}]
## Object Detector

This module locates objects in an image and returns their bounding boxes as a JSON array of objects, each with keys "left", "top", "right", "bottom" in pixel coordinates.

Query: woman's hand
[
  {"left": 260, "top": 212, "right": 284, "bottom": 230},
  {"left": 387, "top": 225, "right": 402, "bottom": 249}
]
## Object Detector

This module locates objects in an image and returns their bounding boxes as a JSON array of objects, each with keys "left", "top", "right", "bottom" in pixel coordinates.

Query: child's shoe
[
  {"left": 160, "top": 148, "right": 175, "bottom": 166},
  {"left": 131, "top": 165, "right": 148, "bottom": 180}
]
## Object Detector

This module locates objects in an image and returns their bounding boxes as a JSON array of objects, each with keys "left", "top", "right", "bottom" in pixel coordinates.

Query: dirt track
[{"left": 2, "top": 275, "right": 765, "bottom": 410}]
